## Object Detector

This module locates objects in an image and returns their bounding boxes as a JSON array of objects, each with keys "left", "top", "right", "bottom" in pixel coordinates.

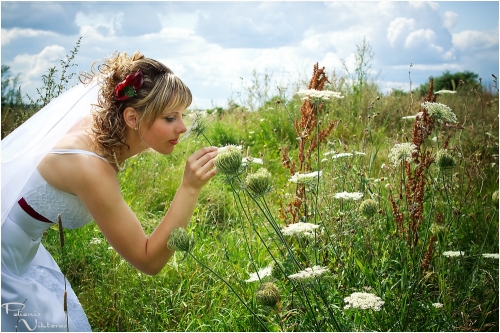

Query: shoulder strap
[{"left": 49, "top": 149, "right": 109, "bottom": 163}]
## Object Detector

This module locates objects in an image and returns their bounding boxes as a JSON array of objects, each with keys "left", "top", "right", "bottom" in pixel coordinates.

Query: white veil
[{"left": 1, "top": 81, "right": 100, "bottom": 225}]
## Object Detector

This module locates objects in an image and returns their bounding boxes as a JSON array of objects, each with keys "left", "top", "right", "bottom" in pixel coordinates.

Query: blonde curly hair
[{"left": 79, "top": 51, "right": 192, "bottom": 163}]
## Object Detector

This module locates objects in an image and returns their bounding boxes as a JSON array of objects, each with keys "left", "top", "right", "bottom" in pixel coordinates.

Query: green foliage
[
  {"left": 22, "top": 39, "right": 498, "bottom": 332},
  {"left": 417, "top": 70, "right": 479, "bottom": 96}
]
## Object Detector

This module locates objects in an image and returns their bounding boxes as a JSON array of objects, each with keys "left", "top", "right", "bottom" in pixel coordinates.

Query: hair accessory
[{"left": 114, "top": 69, "right": 144, "bottom": 101}]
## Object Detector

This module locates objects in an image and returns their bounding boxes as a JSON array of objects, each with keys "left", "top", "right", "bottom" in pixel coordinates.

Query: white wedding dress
[{"left": 1, "top": 149, "right": 107, "bottom": 332}]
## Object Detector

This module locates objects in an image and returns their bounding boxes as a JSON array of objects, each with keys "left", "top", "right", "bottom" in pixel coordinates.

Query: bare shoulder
[{"left": 38, "top": 151, "right": 119, "bottom": 196}]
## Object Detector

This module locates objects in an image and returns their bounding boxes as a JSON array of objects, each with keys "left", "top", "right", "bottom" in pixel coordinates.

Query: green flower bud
[
  {"left": 214, "top": 145, "right": 243, "bottom": 175},
  {"left": 359, "top": 199, "right": 378, "bottom": 218},
  {"left": 245, "top": 168, "right": 273, "bottom": 198},
  {"left": 167, "top": 227, "right": 194, "bottom": 253},
  {"left": 256, "top": 282, "right": 280, "bottom": 307},
  {"left": 435, "top": 149, "right": 456, "bottom": 171},
  {"left": 492, "top": 190, "right": 498, "bottom": 204}
]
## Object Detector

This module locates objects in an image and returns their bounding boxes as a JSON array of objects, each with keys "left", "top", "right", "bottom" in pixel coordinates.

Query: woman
[{"left": 1, "top": 51, "right": 218, "bottom": 331}]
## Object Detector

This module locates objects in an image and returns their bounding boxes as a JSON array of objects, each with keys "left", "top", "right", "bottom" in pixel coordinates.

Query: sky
[{"left": 1, "top": 0, "right": 499, "bottom": 109}]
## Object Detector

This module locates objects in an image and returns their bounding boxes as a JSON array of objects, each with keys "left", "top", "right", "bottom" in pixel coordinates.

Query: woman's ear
[{"left": 123, "top": 107, "right": 139, "bottom": 130}]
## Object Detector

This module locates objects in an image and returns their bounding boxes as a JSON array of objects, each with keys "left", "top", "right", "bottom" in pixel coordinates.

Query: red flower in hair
[{"left": 114, "top": 69, "right": 144, "bottom": 101}]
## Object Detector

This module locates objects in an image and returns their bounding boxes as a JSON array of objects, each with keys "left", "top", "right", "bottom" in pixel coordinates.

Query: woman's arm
[{"left": 73, "top": 147, "right": 218, "bottom": 275}]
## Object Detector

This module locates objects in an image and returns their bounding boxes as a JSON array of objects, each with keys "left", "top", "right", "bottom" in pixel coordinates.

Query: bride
[{"left": 1, "top": 51, "right": 218, "bottom": 331}]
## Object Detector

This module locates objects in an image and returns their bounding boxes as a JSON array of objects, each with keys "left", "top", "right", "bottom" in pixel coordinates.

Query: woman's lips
[{"left": 169, "top": 139, "right": 178, "bottom": 145}]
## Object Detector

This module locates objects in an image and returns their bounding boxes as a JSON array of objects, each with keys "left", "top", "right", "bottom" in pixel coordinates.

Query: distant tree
[
  {"left": 1, "top": 65, "right": 22, "bottom": 108},
  {"left": 417, "top": 70, "right": 479, "bottom": 96}
]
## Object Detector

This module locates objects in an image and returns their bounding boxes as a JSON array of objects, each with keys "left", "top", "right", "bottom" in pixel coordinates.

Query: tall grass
[{"left": 25, "top": 46, "right": 499, "bottom": 331}]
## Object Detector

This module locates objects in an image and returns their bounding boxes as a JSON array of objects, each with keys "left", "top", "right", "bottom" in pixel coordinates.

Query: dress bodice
[
  {"left": 21, "top": 169, "right": 93, "bottom": 229},
  {"left": 17, "top": 149, "right": 108, "bottom": 229}
]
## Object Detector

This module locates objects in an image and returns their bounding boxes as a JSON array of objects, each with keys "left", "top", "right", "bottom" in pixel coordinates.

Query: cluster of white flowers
[
  {"left": 421, "top": 101, "right": 457, "bottom": 124},
  {"left": 90, "top": 238, "right": 102, "bottom": 245},
  {"left": 388, "top": 142, "right": 417, "bottom": 167},
  {"left": 288, "top": 171, "right": 322, "bottom": 184},
  {"left": 482, "top": 253, "right": 499, "bottom": 259},
  {"left": 333, "top": 191, "right": 364, "bottom": 200},
  {"left": 332, "top": 153, "right": 353, "bottom": 159},
  {"left": 296, "top": 89, "right": 344, "bottom": 101},
  {"left": 288, "top": 265, "right": 329, "bottom": 281},
  {"left": 343, "top": 292, "right": 385, "bottom": 311},
  {"left": 245, "top": 265, "right": 273, "bottom": 283},
  {"left": 281, "top": 222, "right": 322, "bottom": 238},
  {"left": 432, "top": 302, "right": 444, "bottom": 309},
  {"left": 434, "top": 90, "right": 457, "bottom": 94},
  {"left": 242, "top": 156, "right": 264, "bottom": 166},
  {"left": 218, "top": 145, "right": 242, "bottom": 153},
  {"left": 442, "top": 251, "right": 464, "bottom": 257}
]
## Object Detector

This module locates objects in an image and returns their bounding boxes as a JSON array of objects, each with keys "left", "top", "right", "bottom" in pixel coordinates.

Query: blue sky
[{"left": 1, "top": 0, "right": 498, "bottom": 109}]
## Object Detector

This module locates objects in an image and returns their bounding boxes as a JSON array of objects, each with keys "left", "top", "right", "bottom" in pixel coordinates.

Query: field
[{"left": 5, "top": 55, "right": 499, "bottom": 331}]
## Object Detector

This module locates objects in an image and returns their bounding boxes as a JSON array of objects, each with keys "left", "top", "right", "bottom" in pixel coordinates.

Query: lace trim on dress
[
  {"left": 22, "top": 265, "right": 92, "bottom": 331},
  {"left": 23, "top": 183, "right": 93, "bottom": 228}
]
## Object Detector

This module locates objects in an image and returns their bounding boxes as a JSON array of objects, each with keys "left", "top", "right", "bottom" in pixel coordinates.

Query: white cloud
[
  {"left": 405, "top": 29, "right": 437, "bottom": 48},
  {"left": 452, "top": 28, "right": 499, "bottom": 51},
  {"left": 387, "top": 18, "right": 416, "bottom": 47},
  {"left": 409, "top": 1, "right": 439, "bottom": 11},
  {"left": 1, "top": 28, "right": 57, "bottom": 45},
  {"left": 443, "top": 11, "right": 458, "bottom": 30},
  {"left": 75, "top": 11, "right": 124, "bottom": 36}
]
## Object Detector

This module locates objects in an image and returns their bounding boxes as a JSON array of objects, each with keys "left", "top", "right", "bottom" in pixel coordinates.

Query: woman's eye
[{"left": 165, "top": 117, "right": 175, "bottom": 122}]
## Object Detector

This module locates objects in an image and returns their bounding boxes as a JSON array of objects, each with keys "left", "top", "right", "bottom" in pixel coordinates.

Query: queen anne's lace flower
[
  {"left": 297, "top": 89, "right": 344, "bottom": 101},
  {"left": 242, "top": 156, "right": 264, "bottom": 165},
  {"left": 288, "top": 265, "right": 329, "bottom": 281},
  {"left": 334, "top": 191, "right": 364, "bottom": 200},
  {"left": 421, "top": 101, "right": 457, "bottom": 123},
  {"left": 388, "top": 142, "right": 417, "bottom": 167},
  {"left": 434, "top": 90, "right": 456, "bottom": 94},
  {"left": 332, "top": 153, "right": 353, "bottom": 159},
  {"left": 245, "top": 168, "right": 272, "bottom": 197},
  {"left": 482, "top": 253, "right": 499, "bottom": 259},
  {"left": 288, "top": 171, "right": 322, "bottom": 184},
  {"left": 343, "top": 292, "right": 385, "bottom": 311},
  {"left": 443, "top": 251, "right": 464, "bottom": 257},
  {"left": 167, "top": 227, "right": 194, "bottom": 253},
  {"left": 432, "top": 302, "right": 444, "bottom": 308},
  {"left": 256, "top": 282, "right": 280, "bottom": 306},
  {"left": 214, "top": 145, "right": 243, "bottom": 175},
  {"left": 281, "top": 222, "right": 322, "bottom": 238},
  {"left": 245, "top": 265, "right": 273, "bottom": 282}
]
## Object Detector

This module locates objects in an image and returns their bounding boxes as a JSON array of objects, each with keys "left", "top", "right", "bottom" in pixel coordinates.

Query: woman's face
[{"left": 138, "top": 109, "right": 187, "bottom": 155}]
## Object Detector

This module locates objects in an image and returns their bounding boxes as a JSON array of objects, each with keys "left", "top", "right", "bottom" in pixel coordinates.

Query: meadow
[{"left": 3, "top": 47, "right": 499, "bottom": 331}]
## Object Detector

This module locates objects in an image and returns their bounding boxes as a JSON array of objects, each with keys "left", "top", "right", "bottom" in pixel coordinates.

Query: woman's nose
[{"left": 178, "top": 119, "right": 187, "bottom": 134}]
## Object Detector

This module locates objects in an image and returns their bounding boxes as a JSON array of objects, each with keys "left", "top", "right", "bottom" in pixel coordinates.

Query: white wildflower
[
  {"left": 218, "top": 145, "right": 242, "bottom": 153},
  {"left": 331, "top": 153, "right": 353, "bottom": 159},
  {"left": 245, "top": 265, "right": 273, "bottom": 283},
  {"left": 432, "top": 302, "right": 444, "bottom": 308},
  {"left": 344, "top": 292, "right": 385, "bottom": 311},
  {"left": 388, "top": 142, "right": 417, "bottom": 167},
  {"left": 442, "top": 251, "right": 464, "bottom": 257},
  {"left": 434, "top": 90, "right": 456, "bottom": 94},
  {"left": 288, "top": 265, "right": 329, "bottom": 281},
  {"left": 421, "top": 101, "right": 457, "bottom": 124},
  {"left": 482, "top": 253, "right": 499, "bottom": 259},
  {"left": 297, "top": 89, "right": 344, "bottom": 101},
  {"left": 334, "top": 191, "right": 364, "bottom": 201},
  {"left": 242, "top": 156, "right": 264, "bottom": 166},
  {"left": 90, "top": 238, "right": 102, "bottom": 245},
  {"left": 281, "top": 222, "right": 322, "bottom": 238},
  {"left": 354, "top": 152, "right": 366, "bottom": 156},
  {"left": 288, "top": 171, "right": 322, "bottom": 184}
]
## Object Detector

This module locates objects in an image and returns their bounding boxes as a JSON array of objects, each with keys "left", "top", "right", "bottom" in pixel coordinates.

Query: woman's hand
[{"left": 181, "top": 146, "right": 218, "bottom": 191}]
